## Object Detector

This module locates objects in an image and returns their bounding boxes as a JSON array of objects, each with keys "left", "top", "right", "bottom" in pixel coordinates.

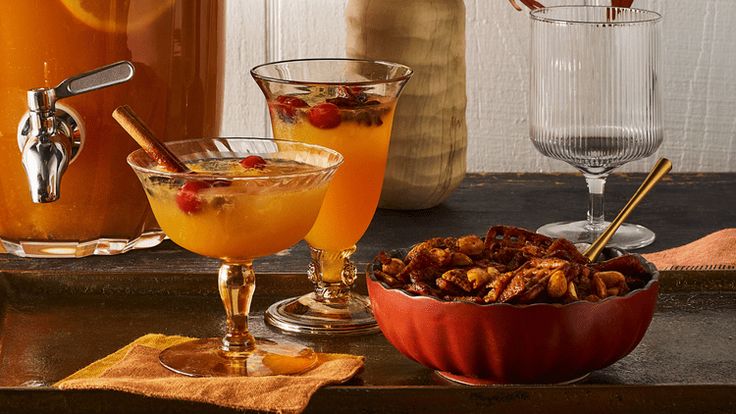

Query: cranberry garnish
[
  {"left": 308, "top": 103, "right": 341, "bottom": 129},
  {"left": 274, "top": 95, "right": 308, "bottom": 121},
  {"left": 240, "top": 155, "right": 267, "bottom": 169},
  {"left": 176, "top": 181, "right": 211, "bottom": 214}
]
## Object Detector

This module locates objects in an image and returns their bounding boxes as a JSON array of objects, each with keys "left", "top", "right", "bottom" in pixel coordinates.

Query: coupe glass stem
[
  {"left": 584, "top": 174, "right": 608, "bottom": 237},
  {"left": 308, "top": 245, "right": 357, "bottom": 305},
  {"left": 219, "top": 261, "right": 257, "bottom": 354}
]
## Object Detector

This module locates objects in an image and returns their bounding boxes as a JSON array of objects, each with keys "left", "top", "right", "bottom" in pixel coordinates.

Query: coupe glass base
[
  {"left": 159, "top": 338, "right": 318, "bottom": 377},
  {"left": 265, "top": 292, "right": 380, "bottom": 335},
  {"left": 537, "top": 220, "right": 655, "bottom": 250}
]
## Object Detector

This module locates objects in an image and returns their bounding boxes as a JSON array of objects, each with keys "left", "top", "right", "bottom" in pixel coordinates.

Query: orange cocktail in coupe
[
  {"left": 128, "top": 137, "right": 342, "bottom": 377},
  {"left": 253, "top": 59, "right": 412, "bottom": 335}
]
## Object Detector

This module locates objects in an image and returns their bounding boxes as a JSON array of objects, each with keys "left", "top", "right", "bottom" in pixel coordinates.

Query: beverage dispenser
[{"left": 0, "top": 0, "right": 222, "bottom": 257}]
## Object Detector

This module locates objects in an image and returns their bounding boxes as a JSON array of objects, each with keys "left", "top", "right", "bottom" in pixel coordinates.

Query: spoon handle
[{"left": 584, "top": 158, "right": 672, "bottom": 262}]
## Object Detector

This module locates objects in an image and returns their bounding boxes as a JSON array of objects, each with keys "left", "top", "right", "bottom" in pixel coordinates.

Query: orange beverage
[
  {"left": 252, "top": 59, "right": 412, "bottom": 335},
  {"left": 0, "top": 0, "right": 221, "bottom": 256},
  {"left": 127, "top": 138, "right": 342, "bottom": 377},
  {"left": 270, "top": 100, "right": 396, "bottom": 252},
  {"left": 144, "top": 159, "right": 330, "bottom": 260}
]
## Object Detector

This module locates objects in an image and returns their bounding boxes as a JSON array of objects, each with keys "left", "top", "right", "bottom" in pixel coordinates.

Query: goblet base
[
  {"left": 265, "top": 292, "right": 379, "bottom": 335},
  {"left": 159, "top": 337, "right": 317, "bottom": 377},
  {"left": 537, "top": 220, "right": 655, "bottom": 250}
]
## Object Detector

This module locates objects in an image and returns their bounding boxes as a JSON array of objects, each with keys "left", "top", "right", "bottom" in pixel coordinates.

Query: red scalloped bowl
[{"left": 367, "top": 255, "right": 659, "bottom": 385}]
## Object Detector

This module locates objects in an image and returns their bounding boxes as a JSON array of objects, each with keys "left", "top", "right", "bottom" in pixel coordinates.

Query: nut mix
[{"left": 373, "top": 225, "right": 652, "bottom": 305}]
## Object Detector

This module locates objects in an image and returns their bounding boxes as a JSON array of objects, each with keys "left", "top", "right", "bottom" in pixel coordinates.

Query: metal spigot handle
[
  {"left": 27, "top": 61, "right": 135, "bottom": 113},
  {"left": 19, "top": 61, "right": 135, "bottom": 203},
  {"left": 53, "top": 60, "right": 135, "bottom": 100}
]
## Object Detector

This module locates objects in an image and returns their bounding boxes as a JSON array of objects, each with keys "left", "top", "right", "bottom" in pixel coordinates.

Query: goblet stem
[
  {"left": 308, "top": 245, "right": 357, "bottom": 304},
  {"left": 584, "top": 174, "right": 608, "bottom": 238},
  {"left": 218, "top": 261, "right": 257, "bottom": 354}
]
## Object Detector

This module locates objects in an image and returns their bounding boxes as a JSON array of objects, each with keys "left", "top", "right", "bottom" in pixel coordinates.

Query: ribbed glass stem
[{"left": 584, "top": 174, "right": 607, "bottom": 235}]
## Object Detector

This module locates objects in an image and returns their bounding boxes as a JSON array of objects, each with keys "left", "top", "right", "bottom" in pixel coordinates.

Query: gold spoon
[{"left": 584, "top": 158, "right": 673, "bottom": 262}]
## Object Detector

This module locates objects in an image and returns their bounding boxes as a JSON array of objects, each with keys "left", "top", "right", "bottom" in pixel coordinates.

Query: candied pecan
[
  {"left": 594, "top": 255, "right": 650, "bottom": 278},
  {"left": 457, "top": 235, "right": 484, "bottom": 256},
  {"left": 406, "top": 238, "right": 444, "bottom": 262},
  {"left": 379, "top": 255, "right": 406, "bottom": 276},
  {"left": 592, "top": 274, "right": 608, "bottom": 299},
  {"left": 565, "top": 281, "right": 579, "bottom": 302},
  {"left": 396, "top": 248, "right": 436, "bottom": 282},
  {"left": 485, "top": 225, "right": 553, "bottom": 252},
  {"left": 374, "top": 270, "right": 402, "bottom": 287},
  {"left": 484, "top": 271, "right": 515, "bottom": 303},
  {"left": 436, "top": 277, "right": 467, "bottom": 296},
  {"left": 406, "top": 281, "right": 439, "bottom": 297},
  {"left": 466, "top": 267, "right": 496, "bottom": 290},
  {"left": 440, "top": 269, "right": 473, "bottom": 293},
  {"left": 595, "top": 270, "right": 629, "bottom": 296},
  {"left": 409, "top": 266, "right": 441, "bottom": 285},
  {"left": 515, "top": 283, "right": 547, "bottom": 304},
  {"left": 450, "top": 252, "right": 473, "bottom": 266},
  {"left": 428, "top": 247, "right": 451, "bottom": 267},
  {"left": 546, "top": 269, "right": 568, "bottom": 298},
  {"left": 497, "top": 258, "right": 569, "bottom": 303},
  {"left": 544, "top": 238, "right": 589, "bottom": 264}
]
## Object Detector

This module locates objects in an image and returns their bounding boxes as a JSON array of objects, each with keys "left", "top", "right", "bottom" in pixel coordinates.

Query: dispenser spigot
[{"left": 17, "top": 61, "right": 135, "bottom": 203}]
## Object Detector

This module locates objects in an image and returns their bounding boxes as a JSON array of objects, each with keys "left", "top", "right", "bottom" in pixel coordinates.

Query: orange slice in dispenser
[{"left": 60, "top": 0, "right": 174, "bottom": 33}]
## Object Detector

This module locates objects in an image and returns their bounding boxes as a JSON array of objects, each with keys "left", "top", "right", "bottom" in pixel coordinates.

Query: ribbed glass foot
[{"left": 537, "top": 220, "right": 655, "bottom": 250}]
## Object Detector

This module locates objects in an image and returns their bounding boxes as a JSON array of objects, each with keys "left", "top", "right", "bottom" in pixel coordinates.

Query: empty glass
[{"left": 529, "top": 6, "right": 663, "bottom": 249}]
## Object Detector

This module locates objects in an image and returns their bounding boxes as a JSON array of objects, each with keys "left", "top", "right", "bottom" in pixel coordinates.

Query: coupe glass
[
  {"left": 127, "top": 138, "right": 342, "bottom": 376},
  {"left": 529, "top": 6, "right": 663, "bottom": 249},
  {"left": 252, "top": 59, "right": 412, "bottom": 335}
]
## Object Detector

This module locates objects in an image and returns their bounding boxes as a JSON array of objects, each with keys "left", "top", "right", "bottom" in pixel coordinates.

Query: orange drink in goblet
[
  {"left": 127, "top": 138, "right": 342, "bottom": 376},
  {"left": 252, "top": 59, "right": 412, "bottom": 335}
]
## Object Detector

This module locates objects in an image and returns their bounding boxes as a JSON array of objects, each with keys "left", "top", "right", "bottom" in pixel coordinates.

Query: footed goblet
[
  {"left": 252, "top": 59, "right": 412, "bottom": 335},
  {"left": 529, "top": 6, "right": 663, "bottom": 249},
  {"left": 127, "top": 137, "right": 342, "bottom": 376}
]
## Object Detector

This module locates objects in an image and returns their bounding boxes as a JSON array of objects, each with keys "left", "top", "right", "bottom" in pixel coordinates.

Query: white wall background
[{"left": 221, "top": 0, "right": 736, "bottom": 173}]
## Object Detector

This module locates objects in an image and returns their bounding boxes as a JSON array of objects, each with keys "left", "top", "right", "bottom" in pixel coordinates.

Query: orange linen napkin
[
  {"left": 56, "top": 334, "right": 364, "bottom": 414},
  {"left": 643, "top": 228, "right": 736, "bottom": 270}
]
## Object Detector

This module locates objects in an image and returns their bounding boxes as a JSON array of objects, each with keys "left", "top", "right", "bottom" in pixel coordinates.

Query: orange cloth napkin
[
  {"left": 56, "top": 334, "right": 364, "bottom": 414},
  {"left": 643, "top": 228, "right": 736, "bottom": 270}
]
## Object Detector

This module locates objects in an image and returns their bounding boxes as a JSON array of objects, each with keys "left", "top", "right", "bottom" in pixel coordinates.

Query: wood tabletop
[
  {"left": 0, "top": 172, "right": 733, "bottom": 274},
  {"left": 0, "top": 172, "right": 734, "bottom": 414}
]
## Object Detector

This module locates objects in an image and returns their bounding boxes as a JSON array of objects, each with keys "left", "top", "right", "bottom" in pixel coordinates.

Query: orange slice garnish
[{"left": 60, "top": 0, "right": 174, "bottom": 33}]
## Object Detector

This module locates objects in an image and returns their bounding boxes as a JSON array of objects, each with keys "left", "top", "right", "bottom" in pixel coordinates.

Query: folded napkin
[
  {"left": 56, "top": 334, "right": 364, "bottom": 414},
  {"left": 643, "top": 228, "right": 736, "bottom": 270}
]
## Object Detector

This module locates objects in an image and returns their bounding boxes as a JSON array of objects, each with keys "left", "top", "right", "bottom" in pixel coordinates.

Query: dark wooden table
[
  {"left": 0, "top": 173, "right": 734, "bottom": 414},
  {"left": 1, "top": 173, "right": 734, "bottom": 274}
]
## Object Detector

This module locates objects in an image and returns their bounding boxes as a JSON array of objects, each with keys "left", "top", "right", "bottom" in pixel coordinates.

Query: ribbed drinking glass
[{"left": 529, "top": 6, "right": 663, "bottom": 249}]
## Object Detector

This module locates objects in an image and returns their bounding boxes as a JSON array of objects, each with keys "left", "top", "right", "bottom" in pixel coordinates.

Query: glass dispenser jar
[{"left": 0, "top": 0, "right": 222, "bottom": 257}]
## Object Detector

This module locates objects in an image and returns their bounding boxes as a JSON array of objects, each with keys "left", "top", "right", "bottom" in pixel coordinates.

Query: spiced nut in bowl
[{"left": 366, "top": 226, "right": 659, "bottom": 385}]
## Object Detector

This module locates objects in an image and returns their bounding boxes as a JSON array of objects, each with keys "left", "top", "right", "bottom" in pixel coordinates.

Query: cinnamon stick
[{"left": 112, "top": 105, "right": 190, "bottom": 173}]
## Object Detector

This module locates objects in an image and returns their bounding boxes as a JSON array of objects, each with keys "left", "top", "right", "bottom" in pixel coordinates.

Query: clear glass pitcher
[{"left": 0, "top": 0, "right": 222, "bottom": 257}]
